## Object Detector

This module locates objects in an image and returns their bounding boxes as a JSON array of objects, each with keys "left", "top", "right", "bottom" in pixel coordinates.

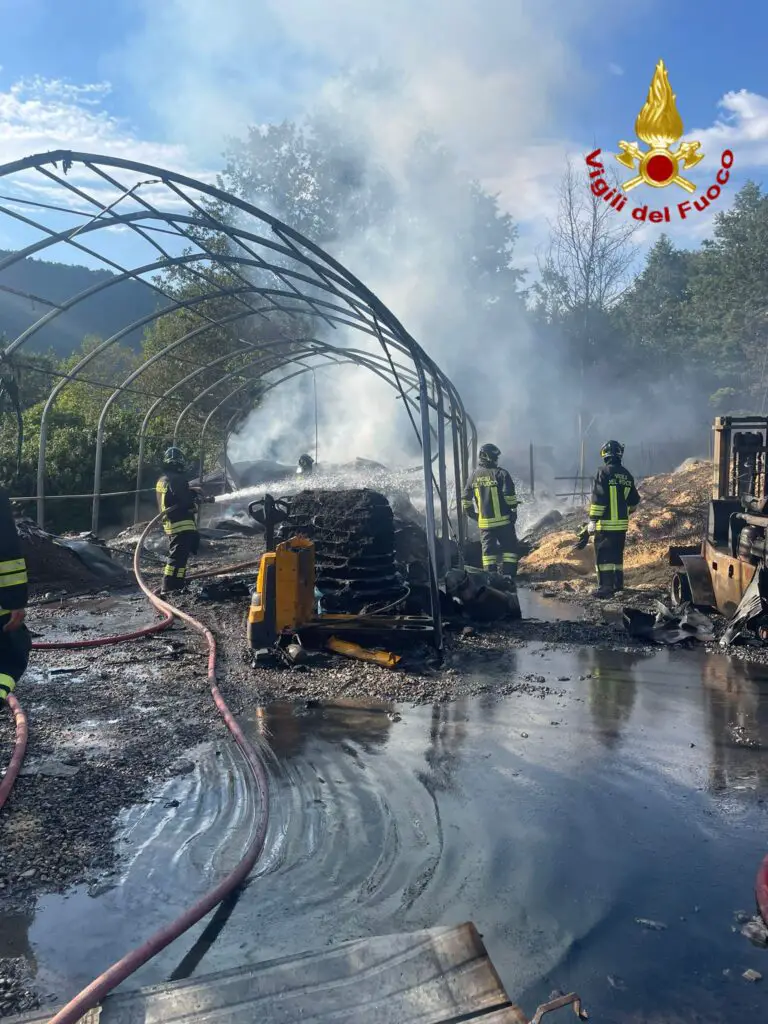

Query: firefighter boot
[{"left": 161, "top": 573, "right": 183, "bottom": 596}]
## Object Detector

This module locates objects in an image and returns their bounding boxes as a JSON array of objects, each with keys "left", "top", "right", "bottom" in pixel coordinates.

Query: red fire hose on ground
[
  {"left": 1, "top": 510, "right": 270, "bottom": 1024},
  {"left": 0, "top": 694, "right": 27, "bottom": 812},
  {"left": 757, "top": 855, "right": 768, "bottom": 926}
]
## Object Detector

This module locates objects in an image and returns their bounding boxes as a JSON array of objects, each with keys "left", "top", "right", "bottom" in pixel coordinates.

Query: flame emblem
[{"left": 616, "top": 60, "right": 703, "bottom": 193}]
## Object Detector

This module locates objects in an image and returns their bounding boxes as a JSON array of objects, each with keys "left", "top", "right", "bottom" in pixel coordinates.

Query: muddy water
[{"left": 13, "top": 643, "right": 768, "bottom": 1021}]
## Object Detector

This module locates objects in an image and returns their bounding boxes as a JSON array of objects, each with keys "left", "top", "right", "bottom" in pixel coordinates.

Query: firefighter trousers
[
  {"left": 594, "top": 531, "right": 626, "bottom": 592},
  {"left": 163, "top": 530, "right": 200, "bottom": 593},
  {"left": 480, "top": 522, "right": 519, "bottom": 577},
  {"left": 0, "top": 621, "right": 32, "bottom": 700}
]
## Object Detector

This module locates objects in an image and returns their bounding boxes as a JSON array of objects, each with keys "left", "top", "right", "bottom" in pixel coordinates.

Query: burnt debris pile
[
  {"left": 15, "top": 519, "right": 115, "bottom": 595},
  {"left": 278, "top": 489, "right": 407, "bottom": 613}
]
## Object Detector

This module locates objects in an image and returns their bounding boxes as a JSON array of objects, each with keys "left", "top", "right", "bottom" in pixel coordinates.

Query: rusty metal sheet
[
  {"left": 701, "top": 541, "right": 758, "bottom": 619},
  {"left": 678, "top": 553, "right": 718, "bottom": 609}
]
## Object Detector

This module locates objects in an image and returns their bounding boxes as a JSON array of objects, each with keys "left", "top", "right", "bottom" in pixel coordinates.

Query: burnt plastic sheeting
[
  {"left": 721, "top": 566, "right": 768, "bottom": 647},
  {"left": 623, "top": 602, "right": 715, "bottom": 646}
]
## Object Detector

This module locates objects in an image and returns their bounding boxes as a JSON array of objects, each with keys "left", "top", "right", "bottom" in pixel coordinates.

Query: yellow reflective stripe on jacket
[
  {"left": 477, "top": 513, "right": 511, "bottom": 528},
  {"left": 0, "top": 556, "right": 27, "bottom": 587},
  {"left": 0, "top": 558, "right": 25, "bottom": 574},
  {"left": 0, "top": 570, "right": 27, "bottom": 587},
  {"left": 589, "top": 504, "right": 605, "bottom": 517},
  {"left": 593, "top": 480, "right": 629, "bottom": 531},
  {"left": 163, "top": 519, "right": 197, "bottom": 536}
]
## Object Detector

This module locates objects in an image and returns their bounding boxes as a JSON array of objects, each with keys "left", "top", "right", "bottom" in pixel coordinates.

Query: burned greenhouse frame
[{"left": 0, "top": 150, "right": 476, "bottom": 647}]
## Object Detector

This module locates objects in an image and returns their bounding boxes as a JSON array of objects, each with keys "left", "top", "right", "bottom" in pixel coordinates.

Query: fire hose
[
  {"left": 0, "top": 694, "right": 27, "bottom": 812},
  {"left": 0, "top": 509, "right": 270, "bottom": 1024},
  {"left": 757, "top": 854, "right": 768, "bottom": 927}
]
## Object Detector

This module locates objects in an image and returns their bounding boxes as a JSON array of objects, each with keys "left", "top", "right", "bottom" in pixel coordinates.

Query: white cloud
[
  {"left": 690, "top": 90, "right": 768, "bottom": 170},
  {"left": 0, "top": 76, "right": 202, "bottom": 173},
  {"left": 609, "top": 63, "right": 624, "bottom": 76},
  {"left": 0, "top": 75, "right": 221, "bottom": 267}
]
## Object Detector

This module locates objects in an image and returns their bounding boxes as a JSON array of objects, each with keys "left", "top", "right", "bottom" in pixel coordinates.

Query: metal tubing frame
[{"left": 0, "top": 150, "right": 478, "bottom": 647}]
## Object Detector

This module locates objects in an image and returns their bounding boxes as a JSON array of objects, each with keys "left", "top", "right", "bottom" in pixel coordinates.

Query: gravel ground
[{"left": 1, "top": 526, "right": 767, "bottom": 1015}]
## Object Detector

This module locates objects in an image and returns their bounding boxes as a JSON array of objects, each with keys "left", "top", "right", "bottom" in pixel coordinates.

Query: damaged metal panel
[
  {"left": 678, "top": 552, "right": 719, "bottom": 609},
  {"left": 9, "top": 925, "right": 535, "bottom": 1024}
]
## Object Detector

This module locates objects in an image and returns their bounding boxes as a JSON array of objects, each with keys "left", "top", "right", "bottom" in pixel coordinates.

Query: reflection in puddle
[{"left": 7, "top": 648, "right": 768, "bottom": 1022}]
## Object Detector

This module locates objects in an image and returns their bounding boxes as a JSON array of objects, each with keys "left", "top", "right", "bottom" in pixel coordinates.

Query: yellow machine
[
  {"left": 247, "top": 537, "right": 316, "bottom": 648},
  {"left": 246, "top": 536, "right": 434, "bottom": 655}
]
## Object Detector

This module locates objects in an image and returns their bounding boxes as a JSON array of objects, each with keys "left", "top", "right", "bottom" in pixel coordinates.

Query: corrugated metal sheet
[{"left": 9, "top": 924, "right": 529, "bottom": 1024}]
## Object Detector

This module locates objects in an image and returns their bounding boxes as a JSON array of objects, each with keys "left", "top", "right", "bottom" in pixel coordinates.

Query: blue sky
[{"left": 0, "top": 0, "right": 766, "bottom": 274}]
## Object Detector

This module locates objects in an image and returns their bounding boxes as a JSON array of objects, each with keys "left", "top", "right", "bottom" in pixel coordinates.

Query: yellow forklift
[
  {"left": 246, "top": 495, "right": 437, "bottom": 664},
  {"left": 671, "top": 416, "right": 768, "bottom": 618}
]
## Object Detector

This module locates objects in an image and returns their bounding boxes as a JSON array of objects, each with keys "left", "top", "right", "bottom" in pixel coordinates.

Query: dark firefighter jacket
[
  {"left": 461, "top": 466, "right": 519, "bottom": 529},
  {"left": 156, "top": 471, "right": 200, "bottom": 536},
  {"left": 588, "top": 461, "right": 640, "bottom": 532},
  {"left": 0, "top": 486, "right": 28, "bottom": 619}
]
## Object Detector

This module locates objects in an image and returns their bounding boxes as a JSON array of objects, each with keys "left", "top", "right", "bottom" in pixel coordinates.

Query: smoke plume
[{"left": 121, "top": 0, "right": 680, "bottom": 474}]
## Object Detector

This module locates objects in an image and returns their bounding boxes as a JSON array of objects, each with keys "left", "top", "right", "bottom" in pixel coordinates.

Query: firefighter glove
[{"left": 587, "top": 521, "right": 596, "bottom": 535}]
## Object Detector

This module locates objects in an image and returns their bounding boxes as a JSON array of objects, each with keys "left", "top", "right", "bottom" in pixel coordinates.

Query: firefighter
[
  {"left": 296, "top": 453, "right": 314, "bottom": 477},
  {"left": 156, "top": 447, "right": 213, "bottom": 595},
  {"left": 0, "top": 486, "right": 30, "bottom": 704},
  {"left": 588, "top": 439, "right": 640, "bottom": 597},
  {"left": 461, "top": 443, "right": 520, "bottom": 579}
]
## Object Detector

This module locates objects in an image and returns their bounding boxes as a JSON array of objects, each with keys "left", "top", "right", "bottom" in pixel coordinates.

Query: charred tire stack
[{"left": 276, "top": 489, "right": 407, "bottom": 614}]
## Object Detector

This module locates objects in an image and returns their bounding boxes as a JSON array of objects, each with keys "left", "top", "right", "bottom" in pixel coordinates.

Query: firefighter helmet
[
  {"left": 478, "top": 443, "right": 501, "bottom": 467},
  {"left": 600, "top": 439, "right": 625, "bottom": 461},
  {"left": 163, "top": 446, "right": 185, "bottom": 471},
  {"left": 297, "top": 453, "right": 314, "bottom": 475}
]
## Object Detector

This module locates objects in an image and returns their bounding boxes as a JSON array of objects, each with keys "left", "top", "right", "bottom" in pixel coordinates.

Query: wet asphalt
[{"left": 2, "top": 585, "right": 768, "bottom": 1021}]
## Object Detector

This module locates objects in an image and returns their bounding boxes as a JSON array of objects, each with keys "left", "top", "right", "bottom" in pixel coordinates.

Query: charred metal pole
[
  {"left": 417, "top": 368, "right": 442, "bottom": 650},
  {"left": 450, "top": 397, "right": 465, "bottom": 560},
  {"left": 436, "top": 384, "right": 451, "bottom": 575}
]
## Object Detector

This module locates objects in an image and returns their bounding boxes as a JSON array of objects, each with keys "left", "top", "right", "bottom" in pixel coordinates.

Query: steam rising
[{"left": 122, "top": 1, "right": 702, "bottom": 476}]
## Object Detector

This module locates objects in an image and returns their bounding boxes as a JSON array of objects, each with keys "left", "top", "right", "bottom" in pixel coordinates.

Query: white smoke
[{"left": 120, "top": 0, "right": 644, "bottom": 470}]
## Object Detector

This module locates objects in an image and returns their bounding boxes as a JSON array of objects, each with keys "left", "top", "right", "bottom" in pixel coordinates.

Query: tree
[
  {"left": 612, "top": 234, "right": 694, "bottom": 369},
  {"left": 686, "top": 182, "right": 768, "bottom": 407},
  {"left": 532, "top": 158, "right": 638, "bottom": 371}
]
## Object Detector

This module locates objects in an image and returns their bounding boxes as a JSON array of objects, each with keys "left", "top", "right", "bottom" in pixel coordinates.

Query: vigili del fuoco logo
[{"left": 585, "top": 59, "right": 734, "bottom": 224}]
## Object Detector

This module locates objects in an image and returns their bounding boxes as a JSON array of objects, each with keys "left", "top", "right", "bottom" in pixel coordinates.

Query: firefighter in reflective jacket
[
  {"left": 461, "top": 443, "right": 520, "bottom": 578},
  {"left": 588, "top": 439, "right": 640, "bottom": 597},
  {"left": 0, "top": 486, "right": 30, "bottom": 702},
  {"left": 156, "top": 447, "right": 212, "bottom": 594}
]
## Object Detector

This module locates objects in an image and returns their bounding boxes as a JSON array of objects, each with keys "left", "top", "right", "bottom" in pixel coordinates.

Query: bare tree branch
[{"left": 543, "top": 157, "right": 639, "bottom": 315}]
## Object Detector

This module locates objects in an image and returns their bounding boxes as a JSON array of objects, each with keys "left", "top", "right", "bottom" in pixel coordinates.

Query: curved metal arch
[
  {"left": 0, "top": 150, "right": 482, "bottom": 647},
  {"left": 0, "top": 150, "right": 447, "bottom": 373},
  {"left": 176, "top": 349, "right": 456, "bottom": 546}
]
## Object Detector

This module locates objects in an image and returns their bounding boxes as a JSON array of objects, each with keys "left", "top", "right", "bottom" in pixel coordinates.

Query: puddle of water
[
  {"left": 517, "top": 588, "right": 584, "bottom": 622},
  {"left": 10, "top": 647, "right": 768, "bottom": 1021}
]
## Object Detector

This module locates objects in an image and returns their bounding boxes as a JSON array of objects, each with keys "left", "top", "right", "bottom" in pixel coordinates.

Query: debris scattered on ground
[
  {"left": 721, "top": 567, "right": 768, "bottom": 647},
  {"left": 743, "top": 968, "right": 763, "bottom": 983},
  {"left": 635, "top": 918, "right": 667, "bottom": 931},
  {"left": 741, "top": 916, "right": 768, "bottom": 948},
  {"left": 16, "top": 519, "right": 113, "bottom": 596},
  {"left": 623, "top": 601, "right": 715, "bottom": 645}
]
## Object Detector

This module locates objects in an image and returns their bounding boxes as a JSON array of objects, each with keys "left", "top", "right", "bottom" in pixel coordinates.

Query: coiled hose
[{"left": 1, "top": 509, "right": 270, "bottom": 1023}]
